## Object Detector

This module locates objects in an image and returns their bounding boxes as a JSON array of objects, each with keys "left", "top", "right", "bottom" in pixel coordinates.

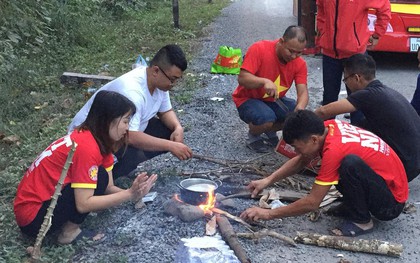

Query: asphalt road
[{"left": 203, "top": 0, "right": 420, "bottom": 262}]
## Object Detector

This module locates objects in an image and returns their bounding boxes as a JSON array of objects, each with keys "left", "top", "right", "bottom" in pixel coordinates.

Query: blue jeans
[
  {"left": 411, "top": 74, "right": 420, "bottom": 116},
  {"left": 322, "top": 54, "right": 364, "bottom": 123},
  {"left": 237, "top": 97, "right": 296, "bottom": 125},
  {"left": 322, "top": 54, "right": 345, "bottom": 106}
]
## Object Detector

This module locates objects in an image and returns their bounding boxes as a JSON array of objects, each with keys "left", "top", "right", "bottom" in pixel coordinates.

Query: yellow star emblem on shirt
[{"left": 263, "top": 75, "right": 288, "bottom": 98}]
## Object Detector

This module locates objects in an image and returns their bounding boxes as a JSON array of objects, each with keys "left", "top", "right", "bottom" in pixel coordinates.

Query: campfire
[
  {"left": 166, "top": 188, "right": 254, "bottom": 263},
  {"left": 167, "top": 188, "right": 253, "bottom": 229},
  {"left": 198, "top": 188, "right": 216, "bottom": 213},
  {"left": 164, "top": 180, "right": 302, "bottom": 263}
]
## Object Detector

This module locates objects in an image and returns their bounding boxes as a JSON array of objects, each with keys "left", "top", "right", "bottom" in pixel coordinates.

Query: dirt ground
[{"left": 73, "top": 0, "right": 420, "bottom": 262}]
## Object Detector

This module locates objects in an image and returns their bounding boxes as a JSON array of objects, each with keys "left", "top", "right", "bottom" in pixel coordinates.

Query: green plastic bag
[{"left": 210, "top": 46, "right": 243, "bottom": 74}]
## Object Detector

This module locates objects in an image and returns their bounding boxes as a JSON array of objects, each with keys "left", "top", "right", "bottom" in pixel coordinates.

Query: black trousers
[
  {"left": 336, "top": 155, "right": 405, "bottom": 224},
  {"left": 19, "top": 171, "right": 109, "bottom": 238},
  {"left": 110, "top": 117, "right": 172, "bottom": 179}
]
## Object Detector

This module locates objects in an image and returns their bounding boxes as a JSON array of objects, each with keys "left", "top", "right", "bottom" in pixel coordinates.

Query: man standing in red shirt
[
  {"left": 411, "top": 47, "right": 420, "bottom": 116},
  {"left": 316, "top": 0, "right": 391, "bottom": 123},
  {"left": 232, "top": 26, "right": 309, "bottom": 153},
  {"left": 241, "top": 110, "right": 408, "bottom": 237}
]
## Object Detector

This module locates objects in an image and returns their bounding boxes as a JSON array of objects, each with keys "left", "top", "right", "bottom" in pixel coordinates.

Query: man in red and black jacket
[{"left": 316, "top": 0, "right": 391, "bottom": 123}]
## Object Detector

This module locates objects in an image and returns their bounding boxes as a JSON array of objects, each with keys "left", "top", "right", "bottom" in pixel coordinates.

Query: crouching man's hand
[
  {"left": 246, "top": 177, "right": 271, "bottom": 198},
  {"left": 240, "top": 206, "right": 272, "bottom": 221},
  {"left": 170, "top": 141, "right": 192, "bottom": 161}
]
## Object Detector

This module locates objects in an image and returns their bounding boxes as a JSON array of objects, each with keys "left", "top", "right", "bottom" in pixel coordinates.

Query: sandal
[
  {"left": 246, "top": 139, "right": 271, "bottom": 153},
  {"left": 331, "top": 221, "right": 373, "bottom": 237}
]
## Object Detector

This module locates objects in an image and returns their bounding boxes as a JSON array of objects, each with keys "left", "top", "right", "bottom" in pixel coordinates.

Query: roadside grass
[{"left": 0, "top": 0, "right": 230, "bottom": 262}]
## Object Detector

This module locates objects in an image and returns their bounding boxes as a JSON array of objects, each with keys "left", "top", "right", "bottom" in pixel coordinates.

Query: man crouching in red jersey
[{"left": 240, "top": 110, "right": 408, "bottom": 237}]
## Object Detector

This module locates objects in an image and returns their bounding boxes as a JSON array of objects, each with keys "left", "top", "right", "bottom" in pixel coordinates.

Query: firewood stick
[
  {"left": 216, "top": 214, "right": 251, "bottom": 263},
  {"left": 192, "top": 154, "right": 232, "bottom": 166},
  {"left": 237, "top": 229, "right": 296, "bottom": 247},
  {"left": 211, "top": 207, "right": 254, "bottom": 231},
  {"left": 192, "top": 153, "right": 272, "bottom": 165},
  {"left": 295, "top": 231, "right": 403, "bottom": 257},
  {"left": 29, "top": 141, "right": 77, "bottom": 261},
  {"left": 216, "top": 192, "right": 253, "bottom": 201},
  {"left": 181, "top": 167, "right": 230, "bottom": 176},
  {"left": 217, "top": 189, "right": 306, "bottom": 203}
]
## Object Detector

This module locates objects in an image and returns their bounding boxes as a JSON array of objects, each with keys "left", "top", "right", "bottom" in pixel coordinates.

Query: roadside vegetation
[{"left": 0, "top": 0, "right": 230, "bottom": 261}]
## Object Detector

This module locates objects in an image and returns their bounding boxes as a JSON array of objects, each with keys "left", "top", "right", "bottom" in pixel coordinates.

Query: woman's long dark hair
[{"left": 78, "top": 90, "right": 136, "bottom": 154}]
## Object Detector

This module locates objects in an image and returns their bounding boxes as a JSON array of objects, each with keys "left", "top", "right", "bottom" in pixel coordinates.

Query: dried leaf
[
  {"left": 259, "top": 192, "right": 271, "bottom": 209},
  {"left": 206, "top": 215, "right": 217, "bottom": 236},
  {"left": 62, "top": 98, "right": 73, "bottom": 109},
  {"left": 267, "top": 188, "right": 280, "bottom": 200},
  {"left": 403, "top": 202, "right": 416, "bottom": 214},
  {"left": 134, "top": 201, "right": 145, "bottom": 209},
  {"left": 92, "top": 233, "right": 105, "bottom": 241},
  {"left": 319, "top": 186, "right": 342, "bottom": 207},
  {"left": 34, "top": 102, "right": 48, "bottom": 110},
  {"left": 82, "top": 80, "right": 95, "bottom": 88},
  {"left": 308, "top": 210, "right": 321, "bottom": 222},
  {"left": 98, "top": 71, "right": 111, "bottom": 76},
  {"left": 8, "top": 32, "right": 21, "bottom": 43},
  {"left": 2, "top": 135, "right": 20, "bottom": 145}
]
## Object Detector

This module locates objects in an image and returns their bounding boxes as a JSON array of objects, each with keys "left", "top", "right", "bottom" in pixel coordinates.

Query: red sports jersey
[
  {"left": 14, "top": 130, "right": 114, "bottom": 227},
  {"left": 232, "top": 40, "right": 307, "bottom": 108},
  {"left": 316, "top": 120, "right": 408, "bottom": 203}
]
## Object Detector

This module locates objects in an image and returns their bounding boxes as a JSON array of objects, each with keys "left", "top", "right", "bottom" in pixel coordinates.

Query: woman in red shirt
[{"left": 14, "top": 91, "right": 158, "bottom": 244}]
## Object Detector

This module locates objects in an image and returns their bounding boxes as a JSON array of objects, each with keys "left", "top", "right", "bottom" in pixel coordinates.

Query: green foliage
[{"left": 0, "top": 0, "right": 230, "bottom": 262}]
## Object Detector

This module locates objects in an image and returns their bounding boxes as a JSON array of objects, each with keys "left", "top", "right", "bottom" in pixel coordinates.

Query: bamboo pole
[{"left": 29, "top": 141, "right": 77, "bottom": 261}]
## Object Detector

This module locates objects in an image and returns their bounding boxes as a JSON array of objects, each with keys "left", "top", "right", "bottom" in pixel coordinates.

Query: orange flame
[
  {"left": 174, "top": 194, "right": 182, "bottom": 202},
  {"left": 199, "top": 188, "right": 216, "bottom": 213}
]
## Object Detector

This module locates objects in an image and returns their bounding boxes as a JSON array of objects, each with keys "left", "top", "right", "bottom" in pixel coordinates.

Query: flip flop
[
  {"left": 73, "top": 229, "right": 105, "bottom": 244},
  {"left": 332, "top": 221, "right": 373, "bottom": 237}
]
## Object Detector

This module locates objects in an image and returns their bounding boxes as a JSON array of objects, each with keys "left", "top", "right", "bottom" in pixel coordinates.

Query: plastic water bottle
[{"left": 132, "top": 54, "right": 148, "bottom": 69}]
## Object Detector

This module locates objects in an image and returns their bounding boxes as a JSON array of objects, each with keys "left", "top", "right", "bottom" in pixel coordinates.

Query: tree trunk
[
  {"left": 237, "top": 229, "right": 296, "bottom": 247},
  {"left": 172, "top": 0, "right": 179, "bottom": 29},
  {"left": 216, "top": 214, "right": 251, "bottom": 263}
]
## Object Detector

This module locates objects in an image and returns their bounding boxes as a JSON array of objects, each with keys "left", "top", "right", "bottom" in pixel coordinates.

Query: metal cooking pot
[{"left": 178, "top": 178, "right": 222, "bottom": 205}]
